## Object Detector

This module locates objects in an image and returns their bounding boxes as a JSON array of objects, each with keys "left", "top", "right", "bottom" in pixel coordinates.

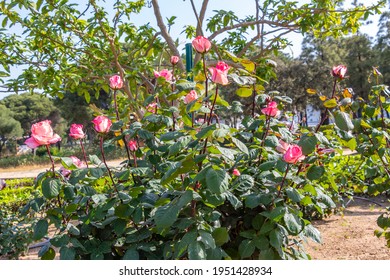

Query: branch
[
  {"left": 91, "top": 0, "right": 143, "bottom": 118},
  {"left": 151, "top": 0, "right": 185, "bottom": 71},
  {"left": 208, "top": 19, "right": 299, "bottom": 41}
]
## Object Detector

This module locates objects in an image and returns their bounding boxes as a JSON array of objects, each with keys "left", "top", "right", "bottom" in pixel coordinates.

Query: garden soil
[{"left": 1, "top": 161, "right": 390, "bottom": 260}]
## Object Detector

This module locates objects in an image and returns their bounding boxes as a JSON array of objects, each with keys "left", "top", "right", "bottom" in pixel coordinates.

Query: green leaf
[
  {"left": 297, "top": 134, "right": 317, "bottom": 155},
  {"left": 188, "top": 241, "right": 206, "bottom": 260},
  {"left": 205, "top": 168, "right": 229, "bottom": 194},
  {"left": 285, "top": 187, "right": 303, "bottom": 203},
  {"left": 239, "top": 239, "right": 256, "bottom": 259},
  {"left": 176, "top": 81, "right": 196, "bottom": 91},
  {"left": 212, "top": 227, "right": 229, "bottom": 246},
  {"left": 123, "top": 248, "right": 140, "bottom": 260},
  {"left": 196, "top": 124, "right": 217, "bottom": 139},
  {"left": 306, "top": 165, "right": 325, "bottom": 180},
  {"left": 199, "top": 230, "right": 216, "bottom": 249},
  {"left": 60, "top": 247, "right": 76, "bottom": 260},
  {"left": 231, "top": 136, "right": 249, "bottom": 155},
  {"left": 236, "top": 87, "right": 253, "bottom": 97},
  {"left": 234, "top": 174, "right": 254, "bottom": 191},
  {"left": 334, "top": 111, "right": 354, "bottom": 131},
  {"left": 269, "top": 228, "right": 283, "bottom": 249},
  {"left": 304, "top": 224, "right": 322, "bottom": 244},
  {"left": 33, "top": 219, "right": 48, "bottom": 240},
  {"left": 41, "top": 247, "right": 56, "bottom": 260},
  {"left": 284, "top": 212, "right": 302, "bottom": 235},
  {"left": 41, "top": 178, "right": 61, "bottom": 199}
]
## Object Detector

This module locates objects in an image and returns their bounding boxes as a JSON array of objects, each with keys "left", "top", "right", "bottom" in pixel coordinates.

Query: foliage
[{"left": 0, "top": 104, "right": 23, "bottom": 158}]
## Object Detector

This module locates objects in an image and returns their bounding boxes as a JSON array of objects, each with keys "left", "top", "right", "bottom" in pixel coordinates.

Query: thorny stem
[
  {"left": 79, "top": 139, "right": 89, "bottom": 168},
  {"left": 113, "top": 89, "right": 132, "bottom": 166},
  {"left": 46, "top": 144, "right": 55, "bottom": 177},
  {"left": 202, "top": 54, "right": 209, "bottom": 124},
  {"left": 251, "top": 84, "right": 256, "bottom": 118},
  {"left": 315, "top": 79, "right": 338, "bottom": 133},
  {"left": 278, "top": 163, "right": 290, "bottom": 197},
  {"left": 100, "top": 136, "right": 121, "bottom": 197}
]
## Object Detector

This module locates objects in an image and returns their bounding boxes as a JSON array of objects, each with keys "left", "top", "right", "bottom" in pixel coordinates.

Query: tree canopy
[{"left": 0, "top": 0, "right": 386, "bottom": 118}]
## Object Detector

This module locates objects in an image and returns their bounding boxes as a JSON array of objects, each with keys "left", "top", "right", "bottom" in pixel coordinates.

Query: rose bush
[{"left": 21, "top": 36, "right": 390, "bottom": 260}]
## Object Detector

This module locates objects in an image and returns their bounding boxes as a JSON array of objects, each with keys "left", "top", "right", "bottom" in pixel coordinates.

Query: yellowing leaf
[
  {"left": 343, "top": 88, "right": 353, "bottom": 98},
  {"left": 319, "top": 96, "right": 327, "bottom": 101},
  {"left": 306, "top": 88, "right": 317, "bottom": 95},
  {"left": 194, "top": 72, "right": 206, "bottom": 82},
  {"left": 114, "top": 131, "right": 125, "bottom": 147},
  {"left": 236, "top": 87, "right": 253, "bottom": 98},
  {"left": 241, "top": 59, "right": 256, "bottom": 73},
  {"left": 323, "top": 98, "right": 338, "bottom": 108}
]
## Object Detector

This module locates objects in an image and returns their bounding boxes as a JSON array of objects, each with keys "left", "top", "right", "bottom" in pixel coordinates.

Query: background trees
[{"left": 0, "top": 104, "right": 22, "bottom": 158}]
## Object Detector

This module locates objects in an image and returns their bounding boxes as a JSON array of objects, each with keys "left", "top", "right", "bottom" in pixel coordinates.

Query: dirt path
[
  {"left": 305, "top": 196, "right": 390, "bottom": 260},
  {"left": 0, "top": 159, "right": 126, "bottom": 179}
]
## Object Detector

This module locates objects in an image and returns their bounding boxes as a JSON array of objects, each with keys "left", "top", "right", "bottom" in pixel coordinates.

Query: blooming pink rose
[
  {"left": 92, "top": 115, "right": 112, "bottom": 133},
  {"left": 232, "top": 168, "right": 241, "bottom": 176},
  {"left": 109, "top": 75, "right": 123, "bottom": 90},
  {"left": 170, "top": 56, "right": 180, "bottom": 65},
  {"left": 25, "top": 120, "right": 61, "bottom": 149},
  {"left": 69, "top": 123, "right": 85, "bottom": 140},
  {"left": 146, "top": 102, "right": 158, "bottom": 113},
  {"left": 331, "top": 65, "right": 347, "bottom": 79},
  {"left": 154, "top": 69, "right": 172, "bottom": 81},
  {"left": 209, "top": 61, "right": 230, "bottom": 85},
  {"left": 276, "top": 139, "right": 291, "bottom": 154},
  {"left": 283, "top": 144, "right": 305, "bottom": 164},
  {"left": 128, "top": 140, "right": 138, "bottom": 152},
  {"left": 184, "top": 90, "right": 198, "bottom": 104},
  {"left": 261, "top": 101, "right": 280, "bottom": 117},
  {"left": 192, "top": 36, "right": 212, "bottom": 54}
]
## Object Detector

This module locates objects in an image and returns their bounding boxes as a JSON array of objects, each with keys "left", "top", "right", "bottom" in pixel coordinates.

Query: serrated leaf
[
  {"left": 239, "top": 239, "right": 256, "bottom": 259},
  {"left": 334, "top": 111, "right": 354, "bottom": 131},
  {"left": 231, "top": 136, "right": 249, "bottom": 155},
  {"left": 199, "top": 230, "right": 216, "bottom": 249},
  {"left": 206, "top": 168, "right": 229, "bottom": 194},
  {"left": 306, "top": 165, "right": 325, "bottom": 180},
  {"left": 188, "top": 241, "right": 206, "bottom": 260},
  {"left": 284, "top": 213, "right": 302, "bottom": 235},
  {"left": 298, "top": 134, "right": 317, "bottom": 155},
  {"left": 41, "top": 178, "right": 61, "bottom": 199},
  {"left": 33, "top": 219, "right": 48, "bottom": 240},
  {"left": 304, "top": 224, "right": 322, "bottom": 244}
]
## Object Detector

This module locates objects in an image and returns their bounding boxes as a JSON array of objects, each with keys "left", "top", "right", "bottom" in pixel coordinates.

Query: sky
[{"left": 0, "top": 0, "right": 384, "bottom": 100}]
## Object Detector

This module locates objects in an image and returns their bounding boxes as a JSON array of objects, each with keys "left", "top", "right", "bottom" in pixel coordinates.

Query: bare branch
[
  {"left": 151, "top": 0, "right": 185, "bottom": 71},
  {"left": 208, "top": 19, "right": 299, "bottom": 41}
]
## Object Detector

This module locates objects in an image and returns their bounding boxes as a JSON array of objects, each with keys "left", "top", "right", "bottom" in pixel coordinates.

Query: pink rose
[
  {"left": 184, "top": 90, "right": 198, "bottom": 104},
  {"left": 261, "top": 101, "right": 280, "bottom": 117},
  {"left": 232, "top": 168, "right": 241, "bottom": 176},
  {"left": 109, "top": 75, "right": 123, "bottom": 90},
  {"left": 331, "top": 65, "right": 347, "bottom": 79},
  {"left": 25, "top": 120, "right": 62, "bottom": 149},
  {"left": 69, "top": 123, "right": 85, "bottom": 140},
  {"left": 192, "top": 36, "right": 212, "bottom": 54},
  {"left": 276, "top": 139, "right": 291, "bottom": 154},
  {"left": 146, "top": 102, "right": 158, "bottom": 113},
  {"left": 283, "top": 144, "right": 305, "bottom": 164},
  {"left": 209, "top": 61, "right": 230, "bottom": 85},
  {"left": 92, "top": 115, "right": 112, "bottom": 133},
  {"left": 170, "top": 56, "right": 180, "bottom": 65},
  {"left": 154, "top": 69, "right": 172, "bottom": 81},
  {"left": 128, "top": 140, "right": 138, "bottom": 152}
]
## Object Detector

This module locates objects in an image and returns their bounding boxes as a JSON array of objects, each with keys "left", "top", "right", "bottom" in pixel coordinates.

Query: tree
[
  {"left": 0, "top": 104, "right": 22, "bottom": 158},
  {"left": 0, "top": 93, "right": 62, "bottom": 135},
  {"left": 0, "top": 0, "right": 385, "bottom": 119}
]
